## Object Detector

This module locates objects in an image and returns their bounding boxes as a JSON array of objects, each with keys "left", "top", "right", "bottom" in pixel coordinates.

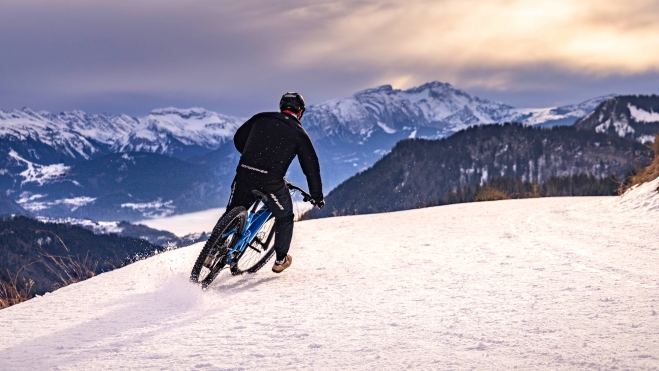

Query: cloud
[
  {"left": 0, "top": 0, "right": 658, "bottom": 114},
  {"left": 284, "top": 0, "right": 659, "bottom": 86}
]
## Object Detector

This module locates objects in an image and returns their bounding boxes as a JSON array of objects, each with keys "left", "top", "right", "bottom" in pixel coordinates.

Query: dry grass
[
  {"left": 475, "top": 186, "right": 510, "bottom": 202},
  {"left": 0, "top": 266, "right": 36, "bottom": 309},
  {"left": 0, "top": 248, "right": 98, "bottom": 309},
  {"left": 622, "top": 134, "right": 659, "bottom": 193},
  {"left": 29, "top": 228, "right": 99, "bottom": 289},
  {"left": 38, "top": 248, "right": 98, "bottom": 290},
  {"left": 1, "top": 229, "right": 100, "bottom": 310}
]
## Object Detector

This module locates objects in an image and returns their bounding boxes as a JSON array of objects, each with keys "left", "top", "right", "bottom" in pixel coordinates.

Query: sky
[{"left": 1, "top": 0, "right": 659, "bottom": 116}]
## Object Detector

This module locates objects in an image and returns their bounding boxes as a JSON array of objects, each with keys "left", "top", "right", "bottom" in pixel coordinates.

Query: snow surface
[
  {"left": 0, "top": 107, "right": 244, "bottom": 160},
  {"left": 8, "top": 150, "right": 70, "bottom": 186},
  {"left": 16, "top": 193, "right": 97, "bottom": 213},
  {"left": 2, "top": 184, "right": 659, "bottom": 370},
  {"left": 629, "top": 104, "right": 659, "bottom": 123},
  {"left": 595, "top": 118, "right": 635, "bottom": 138},
  {"left": 614, "top": 176, "right": 659, "bottom": 213},
  {"left": 638, "top": 134, "right": 657, "bottom": 144},
  {"left": 120, "top": 199, "right": 176, "bottom": 219},
  {"left": 517, "top": 95, "right": 615, "bottom": 126},
  {"left": 376, "top": 121, "right": 397, "bottom": 134},
  {"left": 36, "top": 217, "right": 125, "bottom": 235}
]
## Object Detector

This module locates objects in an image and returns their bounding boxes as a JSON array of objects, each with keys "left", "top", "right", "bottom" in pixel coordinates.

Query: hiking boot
[{"left": 272, "top": 254, "right": 292, "bottom": 273}]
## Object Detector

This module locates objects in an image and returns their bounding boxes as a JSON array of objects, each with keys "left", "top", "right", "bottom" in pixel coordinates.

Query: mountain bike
[{"left": 190, "top": 179, "right": 313, "bottom": 288}]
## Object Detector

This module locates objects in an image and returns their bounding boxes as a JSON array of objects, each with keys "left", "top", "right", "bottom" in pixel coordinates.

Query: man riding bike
[{"left": 226, "top": 92, "right": 324, "bottom": 273}]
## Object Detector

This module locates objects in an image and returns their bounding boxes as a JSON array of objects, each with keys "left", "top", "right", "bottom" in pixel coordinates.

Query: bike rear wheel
[
  {"left": 190, "top": 206, "right": 247, "bottom": 288},
  {"left": 230, "top": 215, "right": 276, "bottom": 275}
]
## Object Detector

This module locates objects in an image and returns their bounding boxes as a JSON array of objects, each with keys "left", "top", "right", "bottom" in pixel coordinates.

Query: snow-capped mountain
[
  {"left": 290, "top": 82, "right": 615, "bottom": 191},
  {"left": 0, "top": 108, "right": 127, "bottom": 162},
  {"left": 0, "top": 82, "right": 613, "bottom": 166},
  {"left": 0, "top": 107, "right": 244, "bottom": 162},
  {"left": 574, "top": 95, "right": 659, "bottom": 144},
  {"left": 113, "top": 107, "right": 245, "bottom": 159},
  {"left": 514, "top": 95, "right": 616, "bottom": 127},
  {"left": 302, "top": 82, "right": 614, "bottom": 143},
  {"left": 303, "top": 82, "right": 518, "bottom": 142}
]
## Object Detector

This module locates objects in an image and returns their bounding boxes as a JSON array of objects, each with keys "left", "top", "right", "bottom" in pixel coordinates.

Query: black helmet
[{"left": 279, "top": 92, "right": 306, "bottom": 119}]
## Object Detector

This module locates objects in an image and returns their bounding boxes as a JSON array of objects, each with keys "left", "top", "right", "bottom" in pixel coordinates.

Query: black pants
[{"left": 226, "top": 173, "right": 294, "bottom": 261}]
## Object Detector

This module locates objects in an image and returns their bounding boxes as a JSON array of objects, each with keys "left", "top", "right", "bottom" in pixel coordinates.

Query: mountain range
[
  {"left": 0, "top": 82, "right": 613, "bottom": 164},
  {"left": 304, "top": 82, "right": 613, "bottom": 143},
  {"left": 2, "top": 81, "right": 654, "bottom": 221}
]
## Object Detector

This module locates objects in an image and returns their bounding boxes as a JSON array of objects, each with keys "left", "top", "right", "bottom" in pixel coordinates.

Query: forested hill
[
  {"left": 308, "top": 124, "right": 652, "bottom": 218},
  {"left": 0, "top": 216, "right": 162, "bottom": 297},
  {"left": 0, "top": 194, "right": 30, "bottom": 217}
]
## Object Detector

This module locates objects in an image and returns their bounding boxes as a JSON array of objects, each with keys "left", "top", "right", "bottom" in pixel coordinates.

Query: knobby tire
[{"left": 190, "top": 206, "right": 247, "bottom": 288}]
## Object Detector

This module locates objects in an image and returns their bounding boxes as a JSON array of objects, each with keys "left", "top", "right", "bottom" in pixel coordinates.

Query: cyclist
[{"left": 227, "top": 92, "right": 324, "bottom": 273}]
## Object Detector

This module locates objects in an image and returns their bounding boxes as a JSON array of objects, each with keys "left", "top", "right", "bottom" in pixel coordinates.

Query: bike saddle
[{"left": 252, "top": 190, "right": 267, "bottom": 200}]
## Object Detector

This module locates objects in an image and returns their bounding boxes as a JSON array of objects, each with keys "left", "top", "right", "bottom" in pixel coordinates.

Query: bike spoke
[{"left": 232, "top": 217, "right": 275, "bottom": 274}]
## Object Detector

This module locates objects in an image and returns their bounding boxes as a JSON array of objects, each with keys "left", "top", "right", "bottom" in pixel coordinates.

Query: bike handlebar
[{"left": 284, "top": 179, "right": 314, "bottom": 204}]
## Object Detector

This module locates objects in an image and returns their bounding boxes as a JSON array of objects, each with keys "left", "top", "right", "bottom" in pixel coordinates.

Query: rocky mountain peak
[
  {"left": 148, "top": 107, "right": 209, "bottom": 118},
  {"left": 575, "top": 95, "right": 659, "bottom": 144},
  {"left": 355, "top": 85, "right": 394, "bottom": 96}
]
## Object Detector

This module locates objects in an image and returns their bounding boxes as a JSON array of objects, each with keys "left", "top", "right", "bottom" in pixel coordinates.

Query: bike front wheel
[
  {"left": 230, "top": 215, "right": 276, "bottom": 275},
  {"left": 190, "top": 206, "right": 247, "bottom": 288}
]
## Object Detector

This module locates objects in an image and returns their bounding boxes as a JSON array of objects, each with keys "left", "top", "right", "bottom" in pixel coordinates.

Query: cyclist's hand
[{"left": 312, "top": 197, "right": 325, "bottom": 209}]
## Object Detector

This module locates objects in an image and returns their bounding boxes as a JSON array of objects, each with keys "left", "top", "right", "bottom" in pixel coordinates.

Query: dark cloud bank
[{"left": 0, "top": 0, "right": 657, "bottom": 116}]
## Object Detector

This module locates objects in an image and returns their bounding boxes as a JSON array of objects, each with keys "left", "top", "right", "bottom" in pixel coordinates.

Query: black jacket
[{"left": 234, "top": 112, "right": 323, "bottom": 199}]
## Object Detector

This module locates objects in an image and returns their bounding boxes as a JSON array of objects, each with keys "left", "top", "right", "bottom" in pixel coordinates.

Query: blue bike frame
[
  {"left": 219, "top": 180, "right": 312, "bottom": 269},
  {"left": 222, "top": 199, "right": 273, "bottom": 266}
]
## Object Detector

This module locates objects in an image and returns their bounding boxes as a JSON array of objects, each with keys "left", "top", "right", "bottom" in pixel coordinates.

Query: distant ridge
[
  {"left": 304, "top": 82, "right": 613, "bottom": 143},
  {"left": 0, "top": 193, "right": 30, "bottom": 217},
  {"left": 0, "top": 82, "right": 614, "bottom": 166},
  {"left": 575, "top": 95, "right": 659, "bottom": 144},
  {"left": 309, "top": 124, "right": 653, "bottom": 218}
]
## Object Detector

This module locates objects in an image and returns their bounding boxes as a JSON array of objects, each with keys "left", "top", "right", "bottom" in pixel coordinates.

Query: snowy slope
[
  {"left": 615, "top": 176, "right": 659, "bottom": 212},
  {"left": 2, "top": 187, "right": 658, "bottom": 370}
]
